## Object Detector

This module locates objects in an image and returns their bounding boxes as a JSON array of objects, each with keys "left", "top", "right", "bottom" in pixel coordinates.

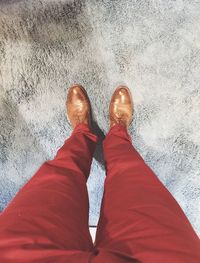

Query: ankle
[{"left": 110, "top": 120, "right": 128, "bottom": 129}]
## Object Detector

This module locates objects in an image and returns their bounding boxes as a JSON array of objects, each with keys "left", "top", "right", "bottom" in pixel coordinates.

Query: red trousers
[{"left": 0, "top": 123, "right": 199, "bottom": 263}]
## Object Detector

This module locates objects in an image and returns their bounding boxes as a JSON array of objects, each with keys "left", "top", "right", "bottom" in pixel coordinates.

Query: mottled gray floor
[{"left": 0, "top": 0, "right": 200, "bottom": 236}]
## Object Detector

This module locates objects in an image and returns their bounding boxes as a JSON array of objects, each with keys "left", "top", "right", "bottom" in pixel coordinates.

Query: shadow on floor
[{"left": 91, "top": 121, "right": 105, "bottom": 169}]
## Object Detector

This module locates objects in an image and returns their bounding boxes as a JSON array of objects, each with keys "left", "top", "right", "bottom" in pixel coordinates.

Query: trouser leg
[
  {"left": 94, "top": 124, "right": 200, "bottom": 263},
  {"left": 0, "top": 123, "right": 98, "bottom": 263}
]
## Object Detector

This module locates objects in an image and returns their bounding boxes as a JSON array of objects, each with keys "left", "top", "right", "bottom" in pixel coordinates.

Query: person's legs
[
  {"left": 94, "top": 123, "right": 200, "bottom": 263},
  {"left": 93, "top": 85, "right": 200, "bottom": 263},
  {"left": 0, "top": 84, "right": 98, "bottom": 263}
]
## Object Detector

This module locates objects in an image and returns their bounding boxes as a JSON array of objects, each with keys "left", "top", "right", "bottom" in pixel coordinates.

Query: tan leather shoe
[
  {"left": 66, "top": 84, "right": 91, "bottom": 129},
  {"left": 109, "top": 86, "right": 133, "bottom": 129}
]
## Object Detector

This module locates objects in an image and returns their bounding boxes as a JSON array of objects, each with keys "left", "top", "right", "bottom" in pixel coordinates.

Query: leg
[
  {"left": 95, "top": 124, "right": 200, "bottom": 263},
  {"left": 0, "top": 123, "right": 97, "bottom": 263}
]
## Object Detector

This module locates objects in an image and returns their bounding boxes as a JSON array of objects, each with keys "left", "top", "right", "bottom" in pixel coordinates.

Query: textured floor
[{"left": 0, "top": 0, "right": 200, "bottom": 236}]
